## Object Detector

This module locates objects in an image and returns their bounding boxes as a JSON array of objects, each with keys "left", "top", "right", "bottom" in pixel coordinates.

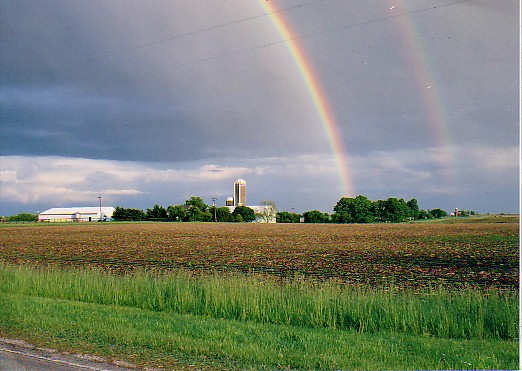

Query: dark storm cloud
[
  {"left": 2, "top": 0, "right": 517, "bottom": 158},
  {"left": 0, "top": 0, "right": 328, "bottom": 162}
]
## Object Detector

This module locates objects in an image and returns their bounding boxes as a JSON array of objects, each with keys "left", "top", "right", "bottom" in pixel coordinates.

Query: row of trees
[
  {"left": 294, "top": 196, "right": 448, "bottom": 224},
  {"left": 113, "top": 195, "right": 453, "bottom": 224},
  {"left": 113, "top": 196, "right": 258, "bottom": 223},
  {"left": 1, "top": 213, "right": 38, "bottom": 222},
  {"left": 2, "top": 197, "right": 475, "bottom": 224},
  {"left": 278, "top": 196, "right": 453, "bottom": 223}
]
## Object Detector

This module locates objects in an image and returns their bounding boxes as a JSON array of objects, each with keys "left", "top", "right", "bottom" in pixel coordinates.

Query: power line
[
  {"left": 71, "top": 0, "right": 473, "bottom": 79},
  {"left": 290, "top": 0, "right": 472, "bottom": 42},
  {"left": 163, "top": 0, "right": 473, "bottom": 70},
  {"left": 72, "top": 0, "right": 328, "bottom": 67}
]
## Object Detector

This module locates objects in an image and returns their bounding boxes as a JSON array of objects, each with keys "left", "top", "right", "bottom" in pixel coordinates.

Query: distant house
[{"left": 38, "top": 207, "right": 115, "bottom": 222}]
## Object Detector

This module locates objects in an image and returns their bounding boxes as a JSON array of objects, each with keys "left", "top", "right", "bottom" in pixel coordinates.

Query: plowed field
[{"left": 1, "top": 221, "right": 518, "bottom": 290}]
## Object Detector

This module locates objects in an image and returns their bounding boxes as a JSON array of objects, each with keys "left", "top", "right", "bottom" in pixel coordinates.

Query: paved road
[{"left": 0, "top": 339, "right": 138, "bottom": 371}]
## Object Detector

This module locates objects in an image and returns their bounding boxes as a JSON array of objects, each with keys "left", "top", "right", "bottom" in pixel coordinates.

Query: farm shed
[{"left": 38, "top": 207, "right": 115, "bottom": 222}]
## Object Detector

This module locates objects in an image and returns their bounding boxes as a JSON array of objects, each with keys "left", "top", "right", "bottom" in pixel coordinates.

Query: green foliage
[
  {"left": 102, "top": 193, "right": 449, "bottom": 224},
  {"left": 185, "top": 206, "right": 212, "bottom": 222},
  {"left": 184, "top": 196, "right": 209, "bottom": 212},
  {"left": 382, "top": 197, "right": 409, "bottom": 222},
  {"left": 146, "top": 204, "right": 167, "bottom": 220},
  {"left": 2, "top": 293, "right": 517, "bottom": 371},
  {"left": 232, "top": 206, "right": 255, "bottom": 222},
  {"left": 330, "top": 196, "right": 438, "bottom": 223},
  {"left": 112, "top": 207, "right": 146, "bottom": 221},
  {"left": 332, "top": 195, "right": 374, "bottom": 223},
  {"left": 418, "top": 209, "right": 432, "bottom": 220},
  {"left": 166, "top": 205, "right": 186, "bottom": 221},
  {"left": 1, "top": 265, "right": 517, "bottom": 341},
  {"left": 209, "top": 206, "right": 233, "bottom": 222},
  {"left": 406, "top": 198, "right": 420, "bottom": 219},
  {"left": 6, "top": 213, "right": 38, "bottom": 222},
  {"left": 182, "top": 197, "right": 212, "bottom": 222},
  {"left": 303, "top": 210, "right": 330, "bottom": 223},
  {"left": 276, "top": 211, "right": 301, "bottom": 223},
  {"left": 430, "top": 208, "right": 448, "bottom": 219}
]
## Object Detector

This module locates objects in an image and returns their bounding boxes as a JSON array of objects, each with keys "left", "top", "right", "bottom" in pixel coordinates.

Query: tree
[
  {"left": 258, "top": 200, "right": 277, "bottom": 223},
  {"left": 276, "top": 211, "right": 300, "bottom": 223},
  {"left": 184, "top": 196, "right": 209, "bottom": 212},
  {"left": 417, "top": 209, "right": 431, "bottom": 220},
  {"left": 209, "top": 206, "right": 233, "bottom": 222},
  {"left": 332, "top": 195, "right": 373, "bottom": 223},
  {"left": 372, "top": 200, "right": 386, "bottom": 222},
  {"left": 167, "top": 205, "right": 186, "bottom": 221},
  {"left": 406, "top": 198, "right": 420, "bottom": 220},
  {"left": 380, "top": 198, "right": 409, "bottom": 222},
  {"left": 303, "top": 210, "right": 330, "bottom": 223},
  {"left": 146, "top": 204, "right": 167, "bottom": 220},
  {"left": 8, "top": 213, "right": 38, "bottom": 222},
  {"left": 185, "top": 206, "right": 212, "bottom": 222},
  {"left": 232, "top": 206, "right": 255, "bottom": 222},
  {"left": 113, "top": 207, "right": 146, "bottom": 221},
  {"left": 332, "top": 197, "right": 355, "bottom": 223},
  {"left": 353, "top": 195, "right": 374, "bottom": 223},
  {"left": 183, "top": 196, "right": 211, "bottom": 222},
  {"left": 429, "top": 208, "right": 447, "bottom": 219}
]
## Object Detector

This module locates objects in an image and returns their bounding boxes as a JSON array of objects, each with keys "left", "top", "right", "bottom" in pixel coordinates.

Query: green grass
[
  {"left": 1, "top": 264, "right": 518, "bottom": 340},
  {"left": 419, "top": 214, "right": 520, "bottom": 224},
  {"left": 1, "top": 293, "right": 518, "bottom": 370},
  {"left": 0, "top": 264, "right": 518, "bottom": 369}
]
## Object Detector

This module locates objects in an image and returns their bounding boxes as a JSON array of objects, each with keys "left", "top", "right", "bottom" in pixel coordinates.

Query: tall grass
[{"left": 0, "top": 264, "right": 517, "bottom": 340}]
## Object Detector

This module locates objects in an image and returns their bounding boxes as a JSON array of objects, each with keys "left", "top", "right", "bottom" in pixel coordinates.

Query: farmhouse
[{"left": 38, "top": 207, "right": 115, "bottom": 222}]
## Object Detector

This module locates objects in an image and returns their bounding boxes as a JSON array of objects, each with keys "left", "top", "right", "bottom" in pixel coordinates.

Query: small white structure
[
  {"left": 225, "top": 205, "right": 276, "bottom": 223},
  {"left": 38, "top": 207, "right": 115, "bottom": 222}
]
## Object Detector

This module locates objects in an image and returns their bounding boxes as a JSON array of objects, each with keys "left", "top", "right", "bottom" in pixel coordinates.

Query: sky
[{"left": 0, "top": 0, "right": 519, "bottom": 216}]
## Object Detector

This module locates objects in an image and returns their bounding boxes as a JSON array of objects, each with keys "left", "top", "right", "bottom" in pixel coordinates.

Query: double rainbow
[{"left": 260, "top": 1, "right": 459, "bottom": 197}]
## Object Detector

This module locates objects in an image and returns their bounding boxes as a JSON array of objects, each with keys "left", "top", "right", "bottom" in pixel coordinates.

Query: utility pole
[
  {"left": 98, "top": 196, "right": 102, "bottom": 222},
  {"left": 211, "top": 197, "right": 218, "bottom": 222}
]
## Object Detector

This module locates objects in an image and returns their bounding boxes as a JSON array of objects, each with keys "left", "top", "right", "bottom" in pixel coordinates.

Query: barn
[{"left": 38, "top": 207, "right": 115, "bottom": 222}]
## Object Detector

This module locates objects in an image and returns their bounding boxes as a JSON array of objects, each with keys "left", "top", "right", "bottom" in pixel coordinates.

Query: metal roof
[{"left": 39, "top": 207, "right": 115, "bottom": 215}]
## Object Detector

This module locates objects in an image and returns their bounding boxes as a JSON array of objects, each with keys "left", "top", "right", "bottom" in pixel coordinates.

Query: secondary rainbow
[
  {"left": 389, "top": 0, "right": 457, "bottom": 191},
  {"left": 260, "top": 1, "right": 354, "bottom": 197}
]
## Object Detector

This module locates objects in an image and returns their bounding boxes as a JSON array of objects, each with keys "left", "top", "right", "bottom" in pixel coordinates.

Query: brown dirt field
[{"left": 1, "top": 222, "right": 518, "bottom": 290}]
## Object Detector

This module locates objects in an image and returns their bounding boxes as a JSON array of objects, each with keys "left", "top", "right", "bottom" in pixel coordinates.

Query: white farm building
[
  {"left": 38, "top": 207, "right": 115, "bottom": 222},
  {"left": 225, "top": 205, "right": 277, "bottom": 223}
]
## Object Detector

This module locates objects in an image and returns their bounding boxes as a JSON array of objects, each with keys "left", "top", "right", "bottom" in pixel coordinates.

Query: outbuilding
[{"left": 38, "top": 207, "right": 115, "bottom": 222}]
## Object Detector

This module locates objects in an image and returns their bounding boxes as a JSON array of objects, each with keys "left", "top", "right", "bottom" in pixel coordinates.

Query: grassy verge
[
  {"left": 1, "top": 265, "right": 517, "bottom": 340},
  {"left": 1, "top": 293, "right": 518, "bottom": 370},
  {"left": 0, "top": 264, "right": 518, "bottom": 369}
]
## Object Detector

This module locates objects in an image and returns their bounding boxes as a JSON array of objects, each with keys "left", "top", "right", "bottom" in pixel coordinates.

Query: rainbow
[
  {"left": 260, "top": 1, "right": 355, "bottom": 197},
  {"left": 260, "top": 1, "right": 460, "bottom": 196},
  {"left": 388, "top": 0, "right": 456, "bottom": 191}
]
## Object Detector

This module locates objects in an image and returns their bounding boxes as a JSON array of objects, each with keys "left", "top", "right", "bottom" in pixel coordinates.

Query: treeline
[
  {"left": 283, "top": 195, "right": 450, "bottom": 224},
  {"left": 1, "top": 213, "right": 38, "bottom": 222},
  {"left": 113, "top": 196, "right": 256, "bottom": 223}
]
